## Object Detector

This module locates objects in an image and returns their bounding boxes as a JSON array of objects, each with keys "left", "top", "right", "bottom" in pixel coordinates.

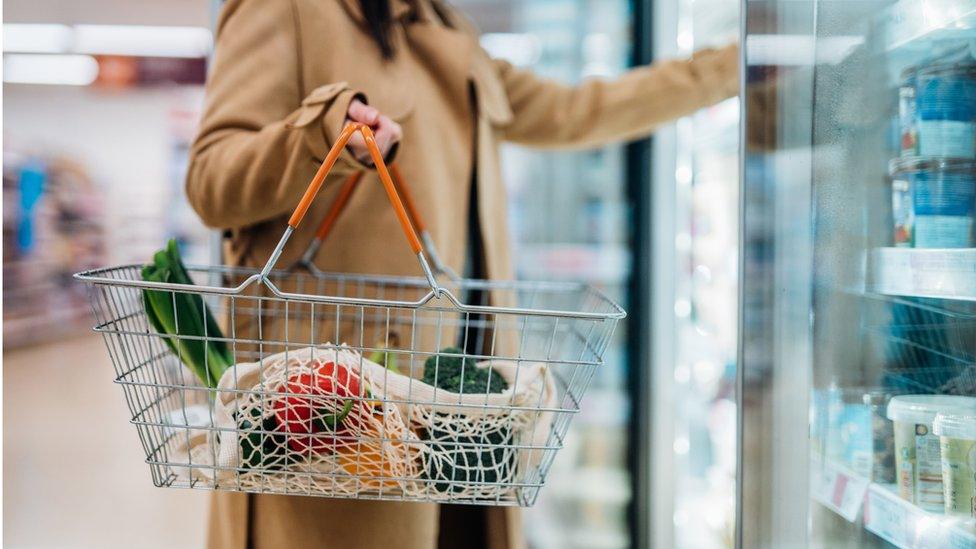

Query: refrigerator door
[
  {"left": 740, "top": 0, "right": 976, "bottom": 547},
  {"left": 648, "top": 0, "right": 740, "bottom": 546},
  {"left": 454, "top": 1, "right": 635, "bottom": 547}
]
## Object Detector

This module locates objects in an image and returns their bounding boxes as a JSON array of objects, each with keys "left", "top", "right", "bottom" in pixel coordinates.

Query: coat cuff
[{"left": 288, "top": 83, "right": 372, "bottom": 172}]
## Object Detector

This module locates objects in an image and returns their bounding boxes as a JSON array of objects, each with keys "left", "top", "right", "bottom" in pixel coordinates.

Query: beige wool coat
[{"left": 186, "top": 0, "right": 738, "bottom": 547}]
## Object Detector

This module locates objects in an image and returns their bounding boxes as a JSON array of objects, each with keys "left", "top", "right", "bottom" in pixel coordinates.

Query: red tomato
[{"left": 273, "top": 360, "right": 363, "bottom": 454}]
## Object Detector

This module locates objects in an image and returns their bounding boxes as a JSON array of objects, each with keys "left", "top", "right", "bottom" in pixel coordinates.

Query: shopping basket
[{"left": 75, "top": 123, "right": 626, "bottom": 506}]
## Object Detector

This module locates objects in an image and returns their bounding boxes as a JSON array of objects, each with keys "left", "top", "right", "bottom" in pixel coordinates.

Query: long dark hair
[{"left": 360, "top": 0, "right": 394, "bottom": 59}]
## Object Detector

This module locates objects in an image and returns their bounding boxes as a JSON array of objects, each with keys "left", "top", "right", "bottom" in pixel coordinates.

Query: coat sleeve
[
  {"left": 495, "top": 44, "right": 739, "bottom": 149},
  {"left": 186, "top": 0, "right": 367, "bottom": 230}
]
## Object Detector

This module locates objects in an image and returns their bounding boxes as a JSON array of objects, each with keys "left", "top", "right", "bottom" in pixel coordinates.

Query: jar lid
[
  {"left": 917, "top": 62, "right": 976, "bottom": 79},
  {"left": 886, "top": 395, "right": 976, "bottom": 425},
  {"left": 934, "top": 411, "right": 976, "bottom": 440},
  {"left": 889, "top": 156, "right": 976, "bottom": 176},
  {"left": 863, "top": 390, "right": 893, "bottom": 406}
]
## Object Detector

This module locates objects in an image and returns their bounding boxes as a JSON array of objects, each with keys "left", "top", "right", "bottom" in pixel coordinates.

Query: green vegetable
[
  {"left": 238, "top": 408, "right": 289, "bottom": 470},
  {"left": 420, "top": 347, "right": 513, "bottom": 493},
  {"left": 421, "top": 347, "right": 507, "bottom": 395},
  {"left": 366, "top": 331, "right": 401, "bottom": 374},
  {"left": 311, "top": 399, "right": 355, "bottom": 432},
  {"left": 141, "top": 239, "right": 232, "bottom": 388},
  {"left": 425, "top": 422, "right": 516, "bottom": 494}
]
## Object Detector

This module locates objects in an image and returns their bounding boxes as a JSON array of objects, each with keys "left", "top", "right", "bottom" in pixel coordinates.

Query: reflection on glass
[{"left": 667, "top": 0, "right": 740, "bottom": 546}]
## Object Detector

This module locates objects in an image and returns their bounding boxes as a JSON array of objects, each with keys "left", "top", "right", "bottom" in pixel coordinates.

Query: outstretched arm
[{"left": 496, "top": 44, "right": 738, "bottom": 149}]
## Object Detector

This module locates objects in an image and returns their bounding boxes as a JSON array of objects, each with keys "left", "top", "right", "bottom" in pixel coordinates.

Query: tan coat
[{"left": 187, "top": 0, "right": 737, "bottom": 547}]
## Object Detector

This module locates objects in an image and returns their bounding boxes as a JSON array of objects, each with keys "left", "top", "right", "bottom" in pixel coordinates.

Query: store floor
[{"left": 3, "top": 335, "right": 208, "bottom": 548}]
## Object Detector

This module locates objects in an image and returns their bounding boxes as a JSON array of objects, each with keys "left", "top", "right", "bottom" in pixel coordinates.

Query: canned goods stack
[{"left": 892, "top": 60, "right": 976, "bottom": 249}]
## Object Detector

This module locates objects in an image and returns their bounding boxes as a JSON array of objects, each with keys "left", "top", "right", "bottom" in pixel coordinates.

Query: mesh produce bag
[
  {"left": 366, "top": 353, "right": 558, "bottom": 500},
  {"left": 173, "top": 345, "right": 556, "bottom": 500}
]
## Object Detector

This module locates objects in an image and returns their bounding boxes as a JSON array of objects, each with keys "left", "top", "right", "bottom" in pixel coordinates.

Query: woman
[{"left": 186, "top": 0, "right": 737, "bottom": 547}]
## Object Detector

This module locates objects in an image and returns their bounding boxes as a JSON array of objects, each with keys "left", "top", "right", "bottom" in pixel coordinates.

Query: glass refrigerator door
[
  {"left": 454, "top": 1, "right": 634, "bottom": 547},
  {"left": 740, "top": 0, "right": 976, "bottom": 546},
  {"left": 649, "top": 0, "right": 740, "bottom": 546}
]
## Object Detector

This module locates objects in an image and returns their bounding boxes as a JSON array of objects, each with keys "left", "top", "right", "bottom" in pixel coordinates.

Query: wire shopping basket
[{"left": 75, "top": 123, "right": 625, "bottom": 506}]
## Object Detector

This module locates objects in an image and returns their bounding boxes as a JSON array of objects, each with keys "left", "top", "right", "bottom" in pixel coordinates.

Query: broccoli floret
[
  {"left": 420, "top": 348, "right": 514, "bottom": 495},
  {"left": 425, "top": 423, "right": 515, "bottom": 494},
  {"left": 421, "top": 347, "right": 508, "bottom": 394}
]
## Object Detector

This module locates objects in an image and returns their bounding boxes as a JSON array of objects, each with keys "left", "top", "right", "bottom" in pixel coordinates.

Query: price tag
[{"left": 811, "top": 461, "right": 868, "bottom": 522}]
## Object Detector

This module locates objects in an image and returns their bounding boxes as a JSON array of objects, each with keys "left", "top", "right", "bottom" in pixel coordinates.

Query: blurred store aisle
[{"left": 3, "top": 335, "right": 208, "bottom": 548}]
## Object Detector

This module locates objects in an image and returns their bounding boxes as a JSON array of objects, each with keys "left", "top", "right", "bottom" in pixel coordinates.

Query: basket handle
[
  {"left": 298, "top": 171, "right": 363, "bottom": 264},
  {"left": 300, "top": 161, "right": 459, "bottom": 280},
  {"left": 260, "top": 123, "right": 440, "bottom": 292}
]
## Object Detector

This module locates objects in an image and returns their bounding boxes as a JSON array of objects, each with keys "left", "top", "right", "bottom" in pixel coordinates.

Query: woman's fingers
[
  {"left": 344, "top": 128, "right": 368, "bottom": 162},
  {"left": 372, "top": 116, "right": 402, "bottom": 158},
  {"left": 346, "top": 99, "right": 379, "bottom": 126},
  {"left": 343, "top": 100, "right": 402, "bottom": 164}
]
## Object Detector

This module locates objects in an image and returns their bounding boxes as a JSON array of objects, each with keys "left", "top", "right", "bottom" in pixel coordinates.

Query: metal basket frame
[{"left": 76, "top": 124, "right": 625, "bottom": 506}]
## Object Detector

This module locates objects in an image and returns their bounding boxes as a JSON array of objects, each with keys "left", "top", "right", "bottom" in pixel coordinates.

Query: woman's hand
[{"left": 344, "top": 99, "right": 402, "bottom": 165}]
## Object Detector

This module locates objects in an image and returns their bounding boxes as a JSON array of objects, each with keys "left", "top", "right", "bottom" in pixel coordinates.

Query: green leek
[{"left": 141, "top": 239, "right": 232, "bottom": 388}]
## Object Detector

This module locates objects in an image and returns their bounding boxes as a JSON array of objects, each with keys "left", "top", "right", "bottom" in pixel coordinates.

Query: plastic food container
[
  {"left": 933, "top": 409, "right": 976, "bottom": 518},
  {"left": 916, "top": 63, "right": 976, "bottom": 159},
  {"left": 889, "top": 157, "right": 976, "bottom": 248},
  {"left": 864, "top": 391, "right": 897, "bottom": 483},
  {"left": 887, "top": 395, "right": 976, "bottom": 512}
]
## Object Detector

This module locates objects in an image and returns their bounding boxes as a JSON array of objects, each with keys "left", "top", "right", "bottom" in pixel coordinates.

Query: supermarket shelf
[
  {"left": 882, "top": 0, "right": 976, "bottom": 53},
  {"left": 867, "top": 248, "right": 976, "bottom": 302},
  {"left": 811, "top": 458, "right": 976, "bottom": 548},
  {"left": 865, "top": 484, "right": 976, "bottom": 548},
  {"left": 547, "top": 466, "right": 630, "bottom": 505},
  {"left": 516, "top": 244, "right": 630, "bottom": 285}
]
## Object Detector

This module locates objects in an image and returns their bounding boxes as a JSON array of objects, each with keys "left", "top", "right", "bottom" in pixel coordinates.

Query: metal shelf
[
  {"left": 882, "top": 0, "right": 976, "bottom": 53},
  {"left": 865, "top": 484, "right": 976, "bottom": 548},
  {"left": 811, "top": 458, "right": 976, "bottom": 548},
  {"left": 867, "top": 248, "right": 976, "bottom": 302}
]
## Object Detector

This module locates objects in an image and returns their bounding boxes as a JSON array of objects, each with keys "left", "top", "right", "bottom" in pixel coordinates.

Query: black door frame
[{"left": 625, "top": 0, "right": 654, "bottom": 547}]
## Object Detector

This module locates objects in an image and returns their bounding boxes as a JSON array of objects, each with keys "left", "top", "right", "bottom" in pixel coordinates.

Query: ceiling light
[
  {"left": 2, "top": 23, "right": 213, "bottom": 58},
  {"left": 4, "top": 53, "right": 100, "bottom": 86},
  {"left": 3, "top": 23, "right": 72, "bottom": 53},
  {"left": 73, "top": 25, "right": 212, "bottom": 58}
]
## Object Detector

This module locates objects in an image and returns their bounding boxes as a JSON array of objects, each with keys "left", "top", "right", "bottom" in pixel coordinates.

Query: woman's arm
[
  {"left": 186, "top": 0, "right": 371, "bottom": 230},
  {"left": 496, "top": 44, "right": 738, "bottom": 149}
]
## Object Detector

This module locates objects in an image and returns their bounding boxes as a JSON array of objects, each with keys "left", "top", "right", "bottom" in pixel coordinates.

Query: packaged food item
[
  {"left": 887, "top": 395, "right": 976, "bottom": 512},
  {"left": 864, "top": 391, "right": 897, "bottom": 483},
  {"left": 916, "top": 63, "right": 976, "bottom": 159},
  {"left": 823, "top": 386, "right": 872, "bottom": 476},
  {"left": 889, "top": 157, "right": 976, "bottom": 248},
  {"left": 933, "top": 409, "right": 976, "bottom": 518},
  {"left": 899, "top": 67, "right": 919, "bottom": 157}
]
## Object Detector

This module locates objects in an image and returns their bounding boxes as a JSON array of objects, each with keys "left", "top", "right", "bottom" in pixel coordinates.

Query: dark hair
[{"left": 359, "top": 0, "right": 394, "bottom": 59}]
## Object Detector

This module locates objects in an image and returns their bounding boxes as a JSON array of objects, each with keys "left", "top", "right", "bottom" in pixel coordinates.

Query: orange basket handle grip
[
  {"left": 287, "top": 123, "right": 422, "bottom": 255},
  {"left": 389, "top": 163, "right": 426, "bottom": 234}
]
